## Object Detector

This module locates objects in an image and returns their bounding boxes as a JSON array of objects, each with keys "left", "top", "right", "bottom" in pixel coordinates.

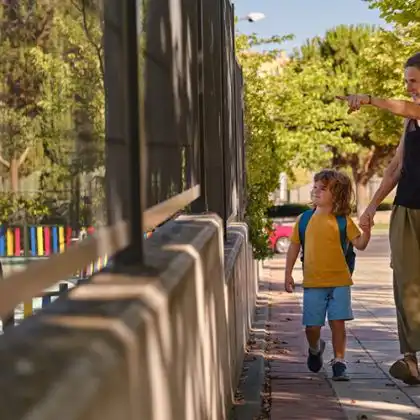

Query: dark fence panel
[
  {"left": 133, "top": 0, "right": 246, "bottom": 231},
  {"left": 0, "top": 0, "right": 249, "bottom": 331},
  {"left": 0, "top": 0, "right": 247, "bottom": 274},
  {"left": 198, "top": 0, "right": 245, "bottom": 226},
  {"left": 143, "top": 0, "right": 200, "bottom": 207},
  {"left": 199, "top": 0, "right": 226, "bottom": 219},
  {"left": 235, "top": 62, "right": 246, "bottom": 220},
  {"left": 221, "top": 0, "right": 238, "bottom": 222}
]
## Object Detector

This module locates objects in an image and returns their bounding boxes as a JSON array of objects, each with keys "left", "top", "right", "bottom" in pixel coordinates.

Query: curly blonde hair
[{"left": 313, "top": 169, "right": 354, "bottom": 216}]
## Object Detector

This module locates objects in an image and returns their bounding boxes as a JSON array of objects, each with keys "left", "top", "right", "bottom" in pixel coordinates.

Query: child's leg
[
  {"left": 306, "top": 325, "right": 322, "bottom": 352},
  {"left": 303, "top": 288, "right": 329, "bottom": 372},
  {"left": 329, "top": 320, "right": 346, "bottom": 360},
  {"left": 327, "top": 286, "right": 353, "bottom": 359},
  {"left": 327, "top": 286, "right": 353, "bottom": 381}
]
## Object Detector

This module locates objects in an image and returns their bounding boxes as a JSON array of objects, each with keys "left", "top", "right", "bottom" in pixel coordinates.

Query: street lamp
[{"left": 238, "top": 12, "right": 266, "bottom": 23}]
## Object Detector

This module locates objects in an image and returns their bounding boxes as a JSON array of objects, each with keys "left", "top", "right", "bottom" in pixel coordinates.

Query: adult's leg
[{"left": 389, "top": 206, "right": 420, "bottom": 384}]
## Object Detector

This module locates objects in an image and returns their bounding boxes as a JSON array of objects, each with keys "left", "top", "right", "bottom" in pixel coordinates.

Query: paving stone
[{"left": 234, "top": 255, "right": 420, "bottom": 419}]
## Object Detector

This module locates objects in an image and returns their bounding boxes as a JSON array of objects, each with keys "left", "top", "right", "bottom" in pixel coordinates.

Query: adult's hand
[
  {"left": 359, "top": 205, "right": 376, "bottom": 231},
  {"left": 336, "top": 94, "right": 371, "bottom": 113}
]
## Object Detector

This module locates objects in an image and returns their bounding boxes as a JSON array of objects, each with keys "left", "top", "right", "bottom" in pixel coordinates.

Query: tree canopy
[
  {"left": 234, "top": 3, "right": 420, "bottom": 256},
  {"left": 0, "top": 0, "right": 104, "bottom": 224},
  {"left": 366, "top": 0, "right": 420, "bottom": 28},
  {"left": 236, "top": 33, "right": 295, "bottom": 258},
  {"left": 273, "top": 24, "right": 406, "bottom": 214}
]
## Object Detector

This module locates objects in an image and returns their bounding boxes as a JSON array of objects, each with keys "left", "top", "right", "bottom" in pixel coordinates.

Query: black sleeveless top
[{"left": 394, "top": 119, "right": 420, "bottom": 209}]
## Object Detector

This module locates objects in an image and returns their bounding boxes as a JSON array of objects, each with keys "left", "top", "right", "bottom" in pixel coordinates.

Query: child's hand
[
  {"left": 360, "top": 220, "right": 372, "bottom": 234},
  {"left": 284, "top": 274, "right": 295, "bottom": 293}
]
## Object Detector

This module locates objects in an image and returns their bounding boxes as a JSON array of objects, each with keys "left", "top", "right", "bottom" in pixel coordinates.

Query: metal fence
[{"left": 0, "top": 0, "right": 246, "bottom": 324}]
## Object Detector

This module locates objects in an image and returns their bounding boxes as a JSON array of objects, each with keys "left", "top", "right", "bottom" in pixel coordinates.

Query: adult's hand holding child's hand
[{"left": 359, "top": 205, "right": 376, "bottom": 232}]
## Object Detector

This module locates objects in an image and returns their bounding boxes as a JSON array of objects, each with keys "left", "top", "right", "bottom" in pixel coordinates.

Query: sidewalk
[{"left": 233, "top": 255, "right": 420, "bottom": 420}]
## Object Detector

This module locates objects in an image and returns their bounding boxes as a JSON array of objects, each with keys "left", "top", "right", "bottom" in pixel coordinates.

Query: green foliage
[
  {"left": 364, "top": 1, "right": 420, "bottom": 92},
  {"left": 238, "top": 14, "right": 415, "bottom": 253},
  {"left": 377, "top": 201, "right": 393, "bottom": 211},
  {"left": 0, "top": 0, "right": 104, "bottom": 200},
  {"left": 267, "top": 204, "right": 311, "bottom": 218},
  {"left": 0, "top": 193, "right": 49, "bottom": 224},
  {"left": 366, "top": 0, "right": 420, "bottom": 28},
  {"left": 236, "top": 33, "right": 295, "bottom": 260},
  {"left": 274, "top": 24, "right": 405, "bottom": 213}
]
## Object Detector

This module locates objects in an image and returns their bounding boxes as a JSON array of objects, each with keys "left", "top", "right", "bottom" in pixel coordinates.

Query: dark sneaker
[
  {"left": 332, "top": 360, "right": 350, "bottom": 381},
  {"left": 307, "top": 339, "right": 326, "bottom": 373},
  {"left": 389, "top": 355, "right": 420, "bottom": 385}
]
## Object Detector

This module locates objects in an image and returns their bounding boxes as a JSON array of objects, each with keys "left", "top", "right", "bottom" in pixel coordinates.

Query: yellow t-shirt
[{"left": 291, "top": 213, "right": 361, "bottom": 288}]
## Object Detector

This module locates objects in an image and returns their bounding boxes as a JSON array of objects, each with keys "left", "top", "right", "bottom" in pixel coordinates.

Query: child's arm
[
  {"left": 284, "top": 242, "right": 301, "bottom": 292},
  {"left": 351, "top": 226, "right": 371, "bottom": 250},
  {"left": 346, "top": 215, "right": 371, "bottom": 251}
]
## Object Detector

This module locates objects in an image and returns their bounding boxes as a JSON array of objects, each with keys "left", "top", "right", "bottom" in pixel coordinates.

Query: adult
[{"left": 337, "top": 52, "right": 420, "bottom": 385}]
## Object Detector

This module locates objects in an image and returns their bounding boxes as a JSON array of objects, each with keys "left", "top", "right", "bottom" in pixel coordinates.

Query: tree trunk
[
  {"left": 10, "top": 157, "right": 19, "bottom": 193},
  {"left": 355, "top": 181, "right": 369, "bottom": 218}
]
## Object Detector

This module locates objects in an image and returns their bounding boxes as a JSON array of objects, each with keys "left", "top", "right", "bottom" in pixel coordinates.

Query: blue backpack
[{"left": 298, "top": 209, "right": 356, "bottom": 274}]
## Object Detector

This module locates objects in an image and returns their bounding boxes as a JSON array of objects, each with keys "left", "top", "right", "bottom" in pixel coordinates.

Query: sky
[{"left": 234, "top": 0, "right": 391, "bottom": 54}]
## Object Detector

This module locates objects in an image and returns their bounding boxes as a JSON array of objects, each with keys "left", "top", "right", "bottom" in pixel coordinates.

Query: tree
[
  {"left": 364, "top": 0, "right": 420, "bottom": 75},
  {"left": 0, "top": 0, "right": 56, "bottom": 192},
  {"left": 236, "top": 33, "right": 294, "bottom": 259},
  {"left": 0, "top": 0, "right": 105, "bottom": 230},
  {"left": 35, "top": 0, "right": 105, "bottom": 227},
  {"left": 0, "top": 0, "right": 104, "bottom": 197},
  {"left": 274, "top": 25, "right": 404, "bottom": 215},
  {"left": 39, "top": 0, "right": 105, "bottom": 193},
  {"left": 365, "top": 0, "right": 420, "bottom": 29}
]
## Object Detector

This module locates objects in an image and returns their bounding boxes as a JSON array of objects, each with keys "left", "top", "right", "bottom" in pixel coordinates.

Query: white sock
[
  {"left": 309, "top": 341, "right": 320, "bottom": 354},
  {"left": 404, "top": 352, "right": 417, "bottom": 360}
]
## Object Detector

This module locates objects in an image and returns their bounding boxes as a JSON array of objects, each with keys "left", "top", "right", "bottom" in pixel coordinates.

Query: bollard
[
  {"left": 59, "top": 283, "right": 69, "bottom": 293},
  {"left": 42, "top": 294, "right": 51, "bottom": 308},
  {"left": 3, "top": 313, "right": 14, "bottom": 330},
  {"left": 23, "top": 301, "right": 33, "bottom": 318},
  {"left": 42, "top": 283, "right": 69, "bottom": 309}
]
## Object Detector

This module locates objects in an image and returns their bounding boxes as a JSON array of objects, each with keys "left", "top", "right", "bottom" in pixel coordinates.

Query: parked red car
[{"left": 269, "top": 223, "right": 293, "bottom": 254}]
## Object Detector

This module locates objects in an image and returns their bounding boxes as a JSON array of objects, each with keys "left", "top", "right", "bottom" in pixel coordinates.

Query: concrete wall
[{"left": 0, "top": 214, "right": 258, "bottom": 420}]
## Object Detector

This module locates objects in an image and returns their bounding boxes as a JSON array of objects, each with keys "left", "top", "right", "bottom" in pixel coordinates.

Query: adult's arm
[
  {"left": 337, "top": 94, "right": 420, "bottom": 120},
  {"left": 367, "top": 120, "right": 407, "bottom": 210},
  {"left": 371, "top": 97, "right": 420, "bottom": 120}
]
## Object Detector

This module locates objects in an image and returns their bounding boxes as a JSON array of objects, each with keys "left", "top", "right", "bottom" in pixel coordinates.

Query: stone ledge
[{"left": 0, "top": 214, "right": 256, "bottom": 420}]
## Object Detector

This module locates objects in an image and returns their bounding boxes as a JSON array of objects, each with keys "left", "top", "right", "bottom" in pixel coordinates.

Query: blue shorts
[{"left": 303, "top": 286, "right": 353, "bottom": 327}]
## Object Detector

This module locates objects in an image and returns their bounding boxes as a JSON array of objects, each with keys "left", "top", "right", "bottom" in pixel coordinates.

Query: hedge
[{"left": 267, "top": 203, "right": 311, "bottom": 218}]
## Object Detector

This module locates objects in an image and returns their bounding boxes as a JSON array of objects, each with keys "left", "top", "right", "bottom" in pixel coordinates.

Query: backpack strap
[
  {"left": 298, "top": 209, "right": 315, "bottom": 261},
  {"left": 335, "top": 215, "right": 348, "bottom": 255}
]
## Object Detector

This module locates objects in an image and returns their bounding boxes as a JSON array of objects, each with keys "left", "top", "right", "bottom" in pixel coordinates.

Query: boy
[{"left": 284, "top": 169, "right": 372, "bottom": 380}]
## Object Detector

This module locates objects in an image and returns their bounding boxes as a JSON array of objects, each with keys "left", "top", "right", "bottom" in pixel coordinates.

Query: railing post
[
  {"left": 197, "top": 0, "right": 227, "bottom": 225},
  {"left": 220, "top": 0, "right": 229, "bottom": 233},
  {"left": 123, "top": 0, "right": 145, "bottom": 259},
  {"left": 191, "top": 0, "right": 207, "bottom": 214},
  {"left": 23, "top": 219, "right": 29, "bottom": 257},
  {"left": 104, "top": 0, "right": 145, "bottom": 264},
  {"left": 3, "top": 314, "right": 14, "bottom": 331},
  {"left": 231, "top": 3, "right": 240, "bottom": 221},
  {"left": 0, "top": 261, "right": 14, "bottom": 331}
]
